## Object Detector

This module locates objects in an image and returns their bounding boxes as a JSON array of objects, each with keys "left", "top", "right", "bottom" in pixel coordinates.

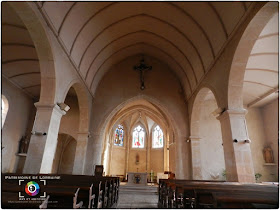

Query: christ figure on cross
[{"left": 133, "top": 59, "right": 152, "bottom": 90}]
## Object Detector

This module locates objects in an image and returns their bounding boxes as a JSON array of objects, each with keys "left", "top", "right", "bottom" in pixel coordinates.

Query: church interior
[{"left": 1, "top": 1, "right": 279, "bottom": 209}]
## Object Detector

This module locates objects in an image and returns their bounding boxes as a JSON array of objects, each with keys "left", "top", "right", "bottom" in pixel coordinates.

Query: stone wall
[
  {"left": 199, "top": 98, "right": 225, "bottom": 180},
  {"left": 1, "top": 78, "right": 34, "bottom": 173},
  {"left": 246, "top": 100, "right": 278, "bottom": 182},
  {"left": 59, "top": 95, "right": 80, "bottom": 139},
  {"left": 87, "top": 55, "right": 189, "bottom": 178}
]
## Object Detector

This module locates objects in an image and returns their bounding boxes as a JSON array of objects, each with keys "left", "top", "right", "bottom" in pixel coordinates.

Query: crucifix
[{"left": 133, "top": 59, "right": 152, "bottom": 90}]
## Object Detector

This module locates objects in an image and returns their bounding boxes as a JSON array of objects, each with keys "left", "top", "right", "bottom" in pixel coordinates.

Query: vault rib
[
  {"left": 78, "top": 14, "right": 204, "bottom": 81},
  {"left": 89, "top": 42, "right": 192, "bottom": 93},
  {"left": 84, "top": 30, "right": 196, "bottom": 85}
]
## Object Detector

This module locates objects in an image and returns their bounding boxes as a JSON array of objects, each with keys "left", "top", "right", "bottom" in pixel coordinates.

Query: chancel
[{"left": 1, "top": 1, "right": 279, "bottom": 209}]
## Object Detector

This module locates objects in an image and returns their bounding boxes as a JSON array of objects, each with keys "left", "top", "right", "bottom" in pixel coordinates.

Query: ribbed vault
[{"left": 36, "top": 1, "right": 254, "bottom": 98}]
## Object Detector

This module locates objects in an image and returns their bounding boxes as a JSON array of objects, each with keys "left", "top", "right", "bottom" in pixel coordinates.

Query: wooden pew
[
  {"left": 2, "top": 173, "right": 120, "bottom": 209},
  {"left": 158, "top": 179, "right": 224, "bottom": 208},
  {"left": 212, "top": 191, "right": 279, "bottom": 209},
  {"left": 2, "top": 181, "right": 91, "bottom": 209},
  {"left": 158, "top": 179, "right": 279, "bottom": 209}
]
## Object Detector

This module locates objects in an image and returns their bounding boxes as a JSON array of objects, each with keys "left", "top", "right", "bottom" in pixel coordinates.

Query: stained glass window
[
  {"left": 152, "top": 125, "right": 163, "bottom": 148},
  {"left": 114, "top": 125, "right": 124, "bottom": 146},
  {"left": 132, "top": 125, "right": 145, "bottom": 148}
]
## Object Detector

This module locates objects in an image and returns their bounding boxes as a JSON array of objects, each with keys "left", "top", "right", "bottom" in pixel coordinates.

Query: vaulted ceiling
[
  {"left": 36, "top": 1, "right": 254, "bottom": 97},
  {"left": 2, "top": 3, "right": 40, "bottom": 100},
  {"left": 243, "top": 13, "right": 279, "bottom": 107},
  {"left": 2, "top": 2, "right": 278, "bottom": 108}
]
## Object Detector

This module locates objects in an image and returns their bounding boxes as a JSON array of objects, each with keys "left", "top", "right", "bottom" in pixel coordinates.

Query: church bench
[
  {"left": 158, "top": 179, "right": 279, "bottom": 209},
  {"left": 1, "top": 191, "right": 48, "bottom": 209},
  {"left": 212, "top": 191, "right": 279, "bottom": 208},
  {"left": 179, "top": 183, "right": 278, "bottom": 208},
  {"left": 57, "top": 175, "right": 120, "bottom": 208},
  {"left": 158, "top": 179, "right": 224, "bottom": 208},
  {"left": 194, "top": 184, "right": 278, "bottom": 209},
  {"left": 2, "top": 182, "right": 92, "bottom": 209},
  {"left": 2, "top": 174, "right": 119, "bottom": 209}
]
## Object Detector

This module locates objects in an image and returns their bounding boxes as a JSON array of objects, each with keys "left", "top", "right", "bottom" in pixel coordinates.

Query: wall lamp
[
  {"left": 31, "top": 131, "right": 47, "bottom": 136},
  {"left": 57, "top": 103, "right": 70, "bottom": 112},
  {"left": 244, "top": 139, "right": 251, "bottom": 143},
  {"left": 233, "top": 139, "right": 238, "bottom": 143}
]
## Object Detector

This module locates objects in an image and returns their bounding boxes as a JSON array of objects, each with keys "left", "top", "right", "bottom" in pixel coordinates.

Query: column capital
[
  {"left": 217, "top": 108, "right": 247, "bottom": 120},
  {"left": 34, "top": 102, "right": 66, "bottom": 116}
]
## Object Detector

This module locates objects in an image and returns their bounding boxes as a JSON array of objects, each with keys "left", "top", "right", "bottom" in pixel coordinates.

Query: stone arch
[
  {"left": 190, "top": 86, "right": 225, "bottom": 180},
  {"left": 62, "top": 81, "right": 90, "bottom": 133},
  {"left": 9, "top": 2, "right": 56, "bottom": 105},
  {"left": 99, "top": 95, "right": 180, "bottom": 140},
  {"left": 52, "top": 133, "right": 77, "bottom": 174},
  {"left": 97, "top": 95, "right": 182, "bottom": 175},
  {"left": 228, "top": 2, "right": 278, "bottom": 109},
  {"left": 191, "top": 86, "right": 221, "bottom": 137}
]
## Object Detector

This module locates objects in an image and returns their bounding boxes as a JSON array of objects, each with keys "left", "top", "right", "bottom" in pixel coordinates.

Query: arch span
[
  {"left": 228, "top": 2, "right": 278, "bottom": 109},
  {"left": 9, "top": 2, "right": 56, "bottom": 104}
]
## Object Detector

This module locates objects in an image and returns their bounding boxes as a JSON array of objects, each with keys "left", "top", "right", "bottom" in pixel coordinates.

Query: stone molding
[
  {"left": 217, "top": 108, "right": 247, "bottom": 120},
  {"left": 34, "top": 102, "right": 66, "bottom": 116}
]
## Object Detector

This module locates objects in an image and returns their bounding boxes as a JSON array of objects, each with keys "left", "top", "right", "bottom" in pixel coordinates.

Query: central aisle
[{"left": 117, "top": 183, "right": 158, "bottom": 209}]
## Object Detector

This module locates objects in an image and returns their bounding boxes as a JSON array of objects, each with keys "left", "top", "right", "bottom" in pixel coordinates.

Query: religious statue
[
  {"left": 18, "top": 136, "right": 28, "bottom": 154},
  {"left": 263, "top": 146, "right": 274, "bottom": 163}
]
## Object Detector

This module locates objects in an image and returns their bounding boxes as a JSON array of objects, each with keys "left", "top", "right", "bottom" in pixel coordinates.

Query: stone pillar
[
  {"left": 163, "top": 132, "right": 169, "bottom": 172},
  {"left": 91, "top": 133, "right": 102, "bottom": 174},
  {"left": 217, "top": 109, "right": 255, "bottom": 182},
  {"left": 23, "top": 103, "right": 65, "bottom": 174},
  {"left": 175, "top": 136, "right": 190, "bottom": 179},
  {"left": 72, "top": 132, "right": 89, "bottom": 175},
  {"left": 190, "top": 136, "right": 202, "bottom": 180},
  {"left": 147, "top": 132, "right": 151, "bottom": 173}
]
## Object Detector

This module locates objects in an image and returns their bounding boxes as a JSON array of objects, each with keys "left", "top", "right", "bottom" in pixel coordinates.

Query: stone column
[
  {"left": 146, "top": 132, "right": 151, "bottom": 173},
  {"left": 189, "top": 136, "right": 202, "bottom": 180},
  {"left": 72, "top": 132, "right": 89, "bottom": 175},
  {"left": 217, "top": 109, "right": 255, "bottom": 182},
  {"left": 175, "top": 136, "right": 191, "bottom": 179},
  {"left": 163, "top": 132, "right": 169, "bottom": 171},
  {"left": 90, "top": 133, "right": 102, "bottom": 174},
  {"left": 23, "top": 103, "right": 65, "bottom": 174}
]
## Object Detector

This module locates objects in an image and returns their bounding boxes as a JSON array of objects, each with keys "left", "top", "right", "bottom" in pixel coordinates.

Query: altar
[{"left": 127, "top": 172, "right": 148, "bottom": 185}]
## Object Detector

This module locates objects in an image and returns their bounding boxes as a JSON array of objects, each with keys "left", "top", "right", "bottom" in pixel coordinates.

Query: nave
[
  {"left": 1, "top": 1, "right": 279, "bottom": 209},
  {"left": 2, "top": 173, "right": 279, "bottom": 209},
  {"left": 117, "top": 184, "right": 158, "bottom": 209}
]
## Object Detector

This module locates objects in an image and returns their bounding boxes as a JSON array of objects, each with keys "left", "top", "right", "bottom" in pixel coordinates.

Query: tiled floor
[{"left": 117, "top": 183, "right": 158, "bottom": 209}]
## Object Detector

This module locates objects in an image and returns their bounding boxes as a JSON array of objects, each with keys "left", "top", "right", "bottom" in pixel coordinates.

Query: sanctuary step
[{"left": 117, "top": 183, "right": 158, "bottom": 209}]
